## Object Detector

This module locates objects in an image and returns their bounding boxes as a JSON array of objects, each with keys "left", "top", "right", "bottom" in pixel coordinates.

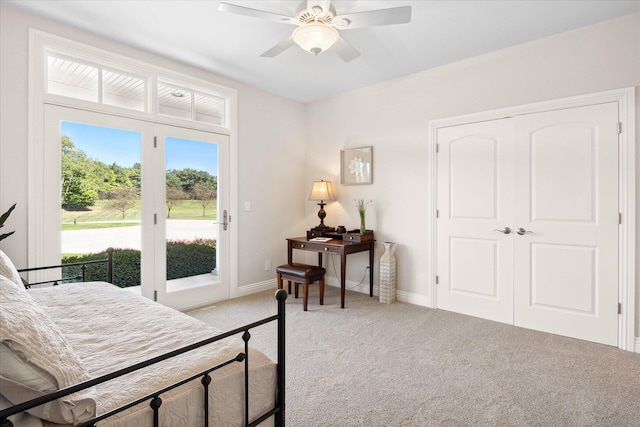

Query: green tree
[
  {"left": 127, "top": 163, "right": 142, "bottom": 192},
  {"left": 192, "top": 182, "right": 216, "bottom": 216},
  {"left": 61, "top": 136, "right": 98, "bottom": 207},
  {"left": 167, "top": 168, "right": 216, "bottom": 196},
  {"left": 166, "top": 185, "right": 187, "bottom": 218},
  {"left": 110, "top": 163, "right": 132, "bottom": 188},
  {"left": 107, "top": 186, "right": 138, "bottom": 220}
]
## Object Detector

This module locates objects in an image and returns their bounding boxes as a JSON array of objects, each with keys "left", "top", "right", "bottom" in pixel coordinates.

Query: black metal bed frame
[
  {"left": 16, "top": 247, "right": 114, "bottom": 288},
  {"left": 1, "top": 252, "right": 286, "bottom": 427}
]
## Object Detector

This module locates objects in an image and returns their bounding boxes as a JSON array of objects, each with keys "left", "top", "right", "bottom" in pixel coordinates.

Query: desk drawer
[{"left": 292, "top": 241, "right": 340, "bottom": 254}]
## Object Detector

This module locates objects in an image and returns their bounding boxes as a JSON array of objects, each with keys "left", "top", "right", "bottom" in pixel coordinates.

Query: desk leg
[
  {"left": 369, "top": 243, "right": 374, "bottom": 297},
  {"left": 340, "top": 253, "right": 347, "bottom": 308},
  {"left": 287, "top": 242, "right": 293, "bottom": 294}
]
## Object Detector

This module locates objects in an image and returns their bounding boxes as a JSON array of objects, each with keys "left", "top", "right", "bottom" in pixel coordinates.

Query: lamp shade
[
  {"left": 308, "top": 180, "right": 336, "bottom": 201},
  {"left": 292, "top": 23, "right": 339, "bottom": 55}
]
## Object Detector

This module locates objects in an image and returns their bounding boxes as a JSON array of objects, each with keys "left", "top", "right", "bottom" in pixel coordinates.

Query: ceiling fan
[{"left": 218, "top": 1, "right": 412, "bottom": 62}]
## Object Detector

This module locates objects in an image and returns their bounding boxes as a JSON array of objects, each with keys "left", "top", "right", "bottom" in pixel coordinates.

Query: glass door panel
[
  {"left": 44, "top": 105, "right": 148, "bottom": 288},
  {"left": 153, "top": 126, "right": 229, "bottom": 309},
  {"left": 60, "top": 121, "right": 142, "bottom": 287}
]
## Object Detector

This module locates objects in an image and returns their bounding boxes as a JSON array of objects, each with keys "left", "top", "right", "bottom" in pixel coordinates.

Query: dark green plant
[
  {"left": 0, "top": 203, "right": 16, "bottom": 241},
  {"left": 166, "top": 238, "right": 216, "bottom": 279},
  {"left": 62, "top": 239, "right": 216, "bottom": 288}
]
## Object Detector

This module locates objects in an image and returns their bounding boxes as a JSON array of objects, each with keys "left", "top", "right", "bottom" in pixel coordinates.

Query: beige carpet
[{"left": 188, "top": 286, "right": 640, "bottom": 426}]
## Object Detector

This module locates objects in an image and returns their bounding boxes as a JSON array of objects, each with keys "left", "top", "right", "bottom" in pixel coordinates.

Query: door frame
[
  {"left": 28, "top": 30, "right": 240, "bottom": 303},
  {"left": 427, "top": 87, "right": 636, "bottom": 351}
]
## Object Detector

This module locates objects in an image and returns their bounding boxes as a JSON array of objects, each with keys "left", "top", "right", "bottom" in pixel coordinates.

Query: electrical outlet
[{"left": 264, "top": 260, "right": 271, "bottom": 271}]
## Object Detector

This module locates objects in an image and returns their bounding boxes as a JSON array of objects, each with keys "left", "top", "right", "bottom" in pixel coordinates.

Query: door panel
[
  {"left": 513, "top": 102, "right": 619, "bottom": 346},
  {"left": 436, "top": 119, "right": 515, "bottom": 324},
  {"left": 530, "top": 125, "right": 596, "bottom": 222},
  {"left": 450, "top": 136, "right": 498, "bottom": 219},
  {"left": 151, "top": 125, "right": 230, "bottom": 310}
]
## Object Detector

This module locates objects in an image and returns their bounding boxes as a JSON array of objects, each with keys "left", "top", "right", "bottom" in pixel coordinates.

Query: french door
[
  {"left": 44, "top": 104, "right": 230, "bottom": 310},
  {"left": 436, "top": 102, "right": 619, "bottom": 346}
]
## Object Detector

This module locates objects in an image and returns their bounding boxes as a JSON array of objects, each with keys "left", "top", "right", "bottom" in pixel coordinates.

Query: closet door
[
  {"left": 436, "top": 119, "right": 515, "bottom": 324},
  {"left": 513, "top": 103, "right": 619, "bottom": 346}
]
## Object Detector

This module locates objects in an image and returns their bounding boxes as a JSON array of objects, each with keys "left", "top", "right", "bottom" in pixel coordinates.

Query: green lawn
[
  {"left": 61, "top": 222, "right": 138, "bottom": 231},
  {"left": 62, "top": 199, "right": 217, "bottom": 227}
]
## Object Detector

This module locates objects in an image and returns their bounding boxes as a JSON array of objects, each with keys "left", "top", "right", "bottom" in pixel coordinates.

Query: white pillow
[
  {"left": 0, "top": 250, "right": 23, "bottom": 289},
  {"left": 0, "top": 276, "right": 96, "bottom": 424}
]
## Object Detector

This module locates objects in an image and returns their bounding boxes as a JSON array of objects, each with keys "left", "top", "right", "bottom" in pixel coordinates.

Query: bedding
[
  {"left": 1, "top": 279, "right": 277, "bottom": 426},
  {"left": 0, "top": 276, "right": 96, "bottom": 425},
  {"left": 0, "top": 250, "right": 22, "bottom": 289}
]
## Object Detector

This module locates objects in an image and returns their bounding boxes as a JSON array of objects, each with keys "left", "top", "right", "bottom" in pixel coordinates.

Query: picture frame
[{"left": 341, "top": 146, "right": 372, "bottom": 185}]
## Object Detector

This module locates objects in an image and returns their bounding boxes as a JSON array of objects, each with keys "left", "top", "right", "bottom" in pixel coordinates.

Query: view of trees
[{"left": 61, "top": 136, "right": 217, "bottom": 216}]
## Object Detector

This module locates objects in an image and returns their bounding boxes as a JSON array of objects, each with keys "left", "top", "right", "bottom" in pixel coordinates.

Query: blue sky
[{"left": 61, "top": 121, "right": 218, "bottom": 175}]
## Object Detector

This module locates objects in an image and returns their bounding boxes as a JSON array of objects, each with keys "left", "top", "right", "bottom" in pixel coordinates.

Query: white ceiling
[{"left": 5, "top": 0, "right": 640, "bottom": 103}]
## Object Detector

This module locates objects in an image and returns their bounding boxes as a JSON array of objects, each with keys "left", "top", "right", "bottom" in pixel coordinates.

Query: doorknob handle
[
  {"left": 493, "top": 227, "right": 511, "bottom": 234},
  {"left": 516, "top": 227, "right": 533, "bottom": 235},
  {"left": 222, "top": 210, "right": 229, "bottom": 231}
]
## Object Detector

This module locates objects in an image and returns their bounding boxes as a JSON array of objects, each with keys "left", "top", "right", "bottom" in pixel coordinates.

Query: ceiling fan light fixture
[{"left": 292, "top": 23, "right": 339, "bottom": 55}]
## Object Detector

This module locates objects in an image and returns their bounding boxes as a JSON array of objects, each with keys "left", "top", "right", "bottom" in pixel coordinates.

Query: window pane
[
  {"left": 195, "top": 93, "right": 224, "bottom": 126},
  {"left": 48, "top": 55, "right": 98, "bottom": 102},
  {"left": 61, "top": 121, "right": 142, "bottom": 288},
  {"left": 165, "top": 137, "right": 218, "bottom": 289},
  {"left": 103, "top": 70, "right": 146, "bottom": 111},
  {"left": 158, "top": 83, "right": 192, "bottom": 119}
]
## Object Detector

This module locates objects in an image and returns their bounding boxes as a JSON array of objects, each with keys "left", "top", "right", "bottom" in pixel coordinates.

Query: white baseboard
[
  {"left": 635, "top": 337, "right": 640, "bottom": 353},
  {"left": 325, "top": 276, "right": 373, "bottom": 295},
  {"left": 396, "top": 290, "right": 430, "bottom": 307},
  {"left": 325, "top": 277, "right": 431, "bottom": 307},
  {"left": 236, "top": 278, "right": 277, "bottom": 297}
]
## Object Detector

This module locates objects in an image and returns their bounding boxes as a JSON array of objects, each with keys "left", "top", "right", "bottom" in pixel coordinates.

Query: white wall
[
  {"left": 305, "top": 13, "right": 640, "bottom": 337},
  {"left": 1, "top": 4, "right": 638, "bottom": 344},
  {"left": 0, "top": 4, "right": 306, "bottom": 290}
]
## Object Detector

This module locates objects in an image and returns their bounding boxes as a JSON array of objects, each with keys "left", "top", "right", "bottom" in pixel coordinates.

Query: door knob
[
  {"left": 516, "top": 227, "right": 533, "bottom": 235},
  {"left": 493, "top": 227, "right": 511, "bottom": 234}
]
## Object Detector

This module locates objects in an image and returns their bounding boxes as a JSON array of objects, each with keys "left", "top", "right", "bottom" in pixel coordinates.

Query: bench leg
[
  {"left": 303, "top": 280, "right": 309, "bottom": 311},
  {"left": 294, "top": 282, "right": 299, "bottom": 299}
]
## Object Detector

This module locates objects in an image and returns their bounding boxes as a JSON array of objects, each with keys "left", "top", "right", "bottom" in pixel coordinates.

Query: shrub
[
  {"left": 166, "top": 238, "right": 216, "bottom": 280},
  {"left": 62, "top": 239, "right": 216, "bottom": 288}
]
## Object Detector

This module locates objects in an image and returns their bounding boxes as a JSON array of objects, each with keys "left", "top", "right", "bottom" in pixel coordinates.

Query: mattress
[{"left": 28, "top": 282, "right": 276, "bottom": 426}]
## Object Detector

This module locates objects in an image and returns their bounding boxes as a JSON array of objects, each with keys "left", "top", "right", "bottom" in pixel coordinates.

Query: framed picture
[{"left": 341, "top": 146, "right": 372, "bottom": 185}]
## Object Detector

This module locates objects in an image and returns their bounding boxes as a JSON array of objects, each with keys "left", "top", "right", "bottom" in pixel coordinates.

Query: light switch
[{"left": 244, "top": 201, "right": 251, "bottom": 211}]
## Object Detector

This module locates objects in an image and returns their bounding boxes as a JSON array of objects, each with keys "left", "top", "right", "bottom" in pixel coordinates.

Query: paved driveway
[{"left": 62, "top": 220, "right": 218, "bottom": 253}]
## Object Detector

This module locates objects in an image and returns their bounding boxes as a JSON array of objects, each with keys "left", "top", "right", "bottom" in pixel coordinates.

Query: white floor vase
[{"left": 379, "top": 242, "right": 396, "bottom": 304}]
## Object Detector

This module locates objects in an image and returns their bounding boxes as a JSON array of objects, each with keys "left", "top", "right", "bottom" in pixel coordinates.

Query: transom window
[{"left": 44, "top": 50, "right": 229, "bottom": 128}]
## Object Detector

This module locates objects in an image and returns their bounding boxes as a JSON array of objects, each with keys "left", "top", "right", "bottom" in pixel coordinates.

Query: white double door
[
  {"left": 44, "top": 105, "right": 230, "bottom": 310},
  {"left": 436, "top": 103, "right": 619, "bottom": 346}
]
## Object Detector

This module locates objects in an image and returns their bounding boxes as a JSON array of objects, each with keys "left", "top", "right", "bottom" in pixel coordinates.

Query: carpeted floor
[{"left": 188, "top": 286, "right": 640, "bottom": 426}]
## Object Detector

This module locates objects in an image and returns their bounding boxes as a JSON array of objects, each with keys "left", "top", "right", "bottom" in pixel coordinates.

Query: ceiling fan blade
[
  {"left": 333, "top": 5, "right": 411, "bottom": 29},
  {"left": 307, "top": 0, "right": 332, "bottom": 17},
  {"left": 260, "top": 37, "right": 296, "bottom": 58},
  {"left": 218, "top": 2, "right": 297, "bottom": 25},
  {"left": 332, "top": 37, "right": 360, "bottom": 62}
]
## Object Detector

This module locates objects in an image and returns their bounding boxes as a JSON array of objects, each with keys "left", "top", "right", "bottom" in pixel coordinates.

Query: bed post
[
  {"left": 275, "top": 288, "right": 287, "bottom": 427},
  {"left": 106, "top": 247, "right": 114, "bottom": 283}
]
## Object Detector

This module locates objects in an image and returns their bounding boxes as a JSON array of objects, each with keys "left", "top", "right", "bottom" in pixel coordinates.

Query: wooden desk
[{"left": 286, "top": 236, "right": 374, "bottom": 308}]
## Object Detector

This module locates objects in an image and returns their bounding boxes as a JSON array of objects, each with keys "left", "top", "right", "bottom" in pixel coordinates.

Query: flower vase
[
  {"left": 379, "top": 242, "right": 396, "bottom": 304},
  {"left": 359, "top": 209, "right": 366, "bottom": 234}
]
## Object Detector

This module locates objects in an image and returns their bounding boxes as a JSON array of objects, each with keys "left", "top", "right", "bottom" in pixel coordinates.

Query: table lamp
[{"left": 308, "top": 180, "right": 336, "bottom": 230}]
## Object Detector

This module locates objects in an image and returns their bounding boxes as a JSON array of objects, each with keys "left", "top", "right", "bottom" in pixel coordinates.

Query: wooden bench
[{"left": 276, "top": 263, "right": 326, "bottom": 311}]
